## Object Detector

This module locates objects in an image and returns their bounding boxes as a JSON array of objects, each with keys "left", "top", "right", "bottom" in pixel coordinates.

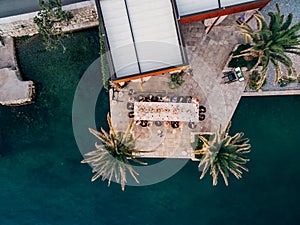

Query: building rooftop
[
  {"left": 176, "top": 0, "right": 257, "bottom": 17},
  {"left": 99, "top": 0, "right": 187, "bottom": 80}
]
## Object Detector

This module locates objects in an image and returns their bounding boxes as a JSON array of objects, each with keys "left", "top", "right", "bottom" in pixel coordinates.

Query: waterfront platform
[
  {"left": 109, "top": 13, "right": 248, "bottom": 158},
  {"left": 109, "top": 9, "right": 300, "bottom": 158}
]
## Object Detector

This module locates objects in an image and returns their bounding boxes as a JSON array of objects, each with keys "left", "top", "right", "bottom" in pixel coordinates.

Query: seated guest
[
  {"left": 127, "top": 102, "right": 134, "bottom": 110},
  {"left": 129, "top": 97, "right": 136, "bottom": 103},
  {"left": 128, "top": 89, "right": 134, "bottom": 96},
  {"left": 128, "top": 111, "right": 134, "bottom": 118},
  {"left": 171, "top": 121, "right": 179, "bottom": 128},
  {"left": 199, "top": 105, "right": 206, "bottom": 113},
  {"left": 140, "top": 120, "right": 148, "bottom": 127},
  {"left": 178, "top": 96, "right": 185, "bottom": 103},
  {"left": 152, "top": 96, "right": 158, "bottom": 102},
  {"left": 155, "top": 121, "right": 162, "bottom": 126},
  {"left": 171, "top": 96, "right": 177, "bottom": 102},
  {"left": 199, "top": 114, "right": 205, "bottom": 121},
  {"left": 162, "top": 96, "right": 170, "bottom": 102},
  {"left": 138, "top": 95, "right": 145, "bottom": 102},
  {"left": 146, "top": 94, "right": 153, "bottom": 102},
  {"left": 188, "top": 122, "right": 197, "bottom": 129}
]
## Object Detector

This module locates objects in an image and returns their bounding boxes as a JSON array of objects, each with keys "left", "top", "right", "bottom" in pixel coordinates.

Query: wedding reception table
[{"left": 134, "top": 101, "right": 199, "bottom": 122}]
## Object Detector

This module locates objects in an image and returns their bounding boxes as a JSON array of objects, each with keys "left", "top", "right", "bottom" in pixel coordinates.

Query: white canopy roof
[
  {"left": 100, "top": 0, "right": 185, "bottom": 78},
  {"left": 175, "top": 0, "right": 256, "bottom": 17}
]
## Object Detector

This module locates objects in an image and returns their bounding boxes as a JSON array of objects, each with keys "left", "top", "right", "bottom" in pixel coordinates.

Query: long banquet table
[{"left": 134, "top": 101, "right": 199, "bottom": 122}]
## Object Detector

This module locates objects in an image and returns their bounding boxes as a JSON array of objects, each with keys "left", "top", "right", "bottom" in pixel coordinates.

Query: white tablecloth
[{"left": 134, "top": 102, "right": 199, "bottom": 122}]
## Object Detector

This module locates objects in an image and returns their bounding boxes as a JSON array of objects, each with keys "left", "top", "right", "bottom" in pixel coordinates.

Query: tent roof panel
[
  {"left": 175, "top": 0, "right": 260, "bottom": 17},
  {"left": 99, "top": 0, "right": 185, "bottom": 79},
  {"left": 221, "top": 0, "right": 255, "bottom": 7},
  {"left": 126, "top": 0, "right": 183, "bottom": 72},
  {"left": 100, "top": 0, "right": 140, "bottom": 77},
  {"left": 175, "top": 0, "right": 219, "bottom": 16}
]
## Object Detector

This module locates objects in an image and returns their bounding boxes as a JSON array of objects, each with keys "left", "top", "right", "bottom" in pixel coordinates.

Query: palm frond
[
  {"left": 106, "top": 113, "right": 118, "bottom": 138},
  {"left": 82, "top": 113, "right": 149, "bottom": 191},
  {"left": 281, "top": 13, "right": 293, "bottom": 31},
  {"left": 194, "top": 123, "right": 251, "bottom": 186},
  {"left": 236, "top": 4, "right": 300, "bottom": 88}
]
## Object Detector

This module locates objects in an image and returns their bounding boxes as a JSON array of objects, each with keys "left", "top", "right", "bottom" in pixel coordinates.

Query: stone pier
[{"left": 0, "top": 36, "right": 34, "bottom": 106}]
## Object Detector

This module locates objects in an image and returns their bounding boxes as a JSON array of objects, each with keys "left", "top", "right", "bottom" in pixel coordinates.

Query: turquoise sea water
[{"left": 0, "top": 29, "right": 299, "bottom": 225}]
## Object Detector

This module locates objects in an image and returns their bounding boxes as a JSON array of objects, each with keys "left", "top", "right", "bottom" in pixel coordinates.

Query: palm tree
[
  {"left": 194, "top": 122, "right": 251, "bottom": 186},
  {"left": 234, "top": 4, "right": 300, "bottom": 89},
  {"left": 81, "top": 113, "right": 148, "bottom": 191}
]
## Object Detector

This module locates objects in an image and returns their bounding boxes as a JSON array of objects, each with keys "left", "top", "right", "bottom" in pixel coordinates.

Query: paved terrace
[{"left": 110, "top": 13, "right": 248, "bottom": 159}]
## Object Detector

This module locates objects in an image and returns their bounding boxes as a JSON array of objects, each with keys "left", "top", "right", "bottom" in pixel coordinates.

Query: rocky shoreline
[{"left": 0, "top": 1, "right": 98, "bottom": 106}]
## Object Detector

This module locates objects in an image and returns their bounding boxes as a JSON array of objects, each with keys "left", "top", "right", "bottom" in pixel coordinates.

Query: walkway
[
  {"left": 181, "top": 14, "right": 247, "bottom": 131},
  {"left": 243, "top": 89, "right": 300, "bottom": 96}
]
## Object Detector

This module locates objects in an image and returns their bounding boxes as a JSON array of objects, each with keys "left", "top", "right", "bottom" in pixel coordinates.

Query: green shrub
[
  {"left": 248, "top": 70, "right": 261, "bottom": 90},
  {"left": 191, "top": 134, "right": 212, "bottom": 160},
  {"left": 99, "top": 26, "right": 110, "bottom": 90},
  {"left": 191, "top": 135, "right": 204, "bottom": 150},
  {"left": 278, "top": 76, "right": 297, "bottom": 87},
  {"left": 168, "top": 71, "right": 185, "bottom": 89}
]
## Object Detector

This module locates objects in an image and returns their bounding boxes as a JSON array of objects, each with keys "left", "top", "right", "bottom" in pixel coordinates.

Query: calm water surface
[{"left": 0, "top": 29, "right": 299, "bottom": 225}]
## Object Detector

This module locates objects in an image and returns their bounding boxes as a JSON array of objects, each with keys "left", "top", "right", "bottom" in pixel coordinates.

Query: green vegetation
[
  {"left": 194, "top": 122, "right": 251, "bottom": 186},
  {"left": 99, "top": 26, "right": 110, "bottom": 90},
  {"left": 233, "top": 4, "right": 300, "bottom": 89},
  {"left": 191, "top": 133, "right": 211, "bottom": 159},
  {"left": 229, "top": 44, "right": 258, "bottom": 70},
  {"left": 33, "top": 0, "right": 73, "bottom": 52},
  {"left": 168, "top": 71, "right": 185, "bottom": 89},
  {"left": 278, "top": 75, "right": 297, "bottom": 87},
  {"left": 81, "top": 114, "right": 148, "bottom": 191},
  {"left": 248, "top": 70, "right": 263, "bottom": 90}
]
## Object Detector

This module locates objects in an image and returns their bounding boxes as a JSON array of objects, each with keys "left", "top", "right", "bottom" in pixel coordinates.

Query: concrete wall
[{"left": 0, "top": 1, "right": 99, "bottom": 37}]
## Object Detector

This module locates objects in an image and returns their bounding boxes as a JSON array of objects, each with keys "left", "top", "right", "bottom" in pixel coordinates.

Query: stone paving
[
  {"left": 181, "top": 14, "right": 247, "bottom": 131},
  {"left": 110, "top": 72, "right": 210, "bottom": 159},
  {"left": 110, "top": 13, "right": 248, "bottom": 158}
]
